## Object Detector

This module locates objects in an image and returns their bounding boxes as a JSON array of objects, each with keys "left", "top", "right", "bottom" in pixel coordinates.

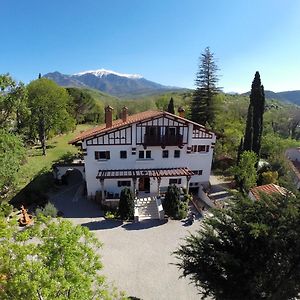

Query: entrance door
[{"left": 138, "top": 177, "right": 150, "bottom": 192}]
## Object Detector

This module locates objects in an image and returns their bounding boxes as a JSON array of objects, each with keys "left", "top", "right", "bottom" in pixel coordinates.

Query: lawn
[{"left": 15, "top": 124, "right": 93, "bottom": 194}]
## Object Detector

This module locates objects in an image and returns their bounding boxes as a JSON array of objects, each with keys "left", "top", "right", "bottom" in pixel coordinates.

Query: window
[
  {"left": 117, "top": 180, "right": 131, "bottom": 187},
  {"left": 174, "top": 150, "right": 180, "bottom": 158},
  {"left": 95, "top": 151, "right": 110, "bottom": 160},
  {"left": 192, "top": 170, "right": 203, "bottom": 175},
  {"left": 162, "top": 150, "right": 169, "bottom": 158},
  {"left": 169, "top": 178, "right": 182, "bottom": 185},
  {"left": 146, "top": 150, "right": 151, "bottom": 158},
  {"left": 120, "top": 151, "right": 127, "bottom": 159},
  {"left": 166, "top": 127, "right": 176, "bottom": 136},
  {"left": 192, "top": 145, "right": 210, "bottom": 153},
  {"left": 146, "top": 126, "right": 160, "bottom": 136},
  {"left": 138, "top": 150, "right": 152, "bottom": 159},
  {"left": 139, "top": 151, "right": 144, "bottom": 159},
  {"left": 198, "top": 145, "right": 206, "bottom": 152}
]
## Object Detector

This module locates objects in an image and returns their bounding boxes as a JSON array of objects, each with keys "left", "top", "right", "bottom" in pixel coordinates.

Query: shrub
[
  {"left": 261, "top": 171, "right": 278, "bottom": 185},
  {"left": 104, "top": 211, "right": 118, "bottom": 219},
  {"left": 35, "top": 202, "right": 58, "bottom": 218},
  {"left": 118, "top": 188, "right": 134, "bottom": 220},
  {"left": 0, "top": 202, "right": 13, "bottom": 218},
  {"left": 163, "top": 185, "right": 189, "bottom": 220}
]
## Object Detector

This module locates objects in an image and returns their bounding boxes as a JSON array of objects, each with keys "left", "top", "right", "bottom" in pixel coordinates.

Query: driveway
[{"left": 49, "top": 175, "right": 205, "bottom": 300}]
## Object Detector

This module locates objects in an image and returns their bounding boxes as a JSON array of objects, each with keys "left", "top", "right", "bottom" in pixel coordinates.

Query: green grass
[{"left": 15, "top": 124, "right": 93, "bottom": 193}]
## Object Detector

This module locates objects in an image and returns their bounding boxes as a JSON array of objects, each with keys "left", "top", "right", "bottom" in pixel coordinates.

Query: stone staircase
[{"left": 135, "top": 196, "right": 160, "bottom": 220}]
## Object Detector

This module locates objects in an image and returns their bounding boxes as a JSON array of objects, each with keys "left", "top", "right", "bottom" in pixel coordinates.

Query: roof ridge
[{"left": 69, "top": 109, "right": 214, "bottom": 144}]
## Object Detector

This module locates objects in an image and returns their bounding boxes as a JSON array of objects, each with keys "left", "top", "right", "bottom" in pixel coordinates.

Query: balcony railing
[{"left": 144, "top": 134, "right": 183, "bottom": 146}]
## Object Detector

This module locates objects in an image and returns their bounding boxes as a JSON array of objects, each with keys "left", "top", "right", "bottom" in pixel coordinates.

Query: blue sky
[{"left": 1, "top": 0, "right": 300, "bottom": 93}]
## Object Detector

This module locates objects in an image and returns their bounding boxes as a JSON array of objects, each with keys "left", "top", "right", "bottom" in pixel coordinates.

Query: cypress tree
[
  {"left": 191, "top": 47, "right": 220, "bottom": 126},
  {"left": 237, "top": 138, "right": 244, "bottom": 164},
  {"left": 243, "top": 105, "right": 254, "bottom": 152},
  {"left": 243, "top": 72, "right": 265, "bottom": 157},
  {"left": 167, "top": 97, "right": 175, "bottom": 114}
]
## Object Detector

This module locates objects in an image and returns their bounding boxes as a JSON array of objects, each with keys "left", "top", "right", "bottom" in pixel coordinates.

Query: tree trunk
[{"left": 38, "top": 116, "right": 46, "bottom": 156}]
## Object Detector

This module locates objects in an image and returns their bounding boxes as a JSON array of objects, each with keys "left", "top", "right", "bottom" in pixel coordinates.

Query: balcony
[{"left": 144, "top": 134, "right": 183, "bottom": 146}]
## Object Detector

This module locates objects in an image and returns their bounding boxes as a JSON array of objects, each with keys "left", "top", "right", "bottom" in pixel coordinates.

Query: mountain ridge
[
  {"left": 43, "top": 70, "right": 184, "bottom": 98},
  {"left": 242, "top": 90, "right": 300, "bottom": 105}
]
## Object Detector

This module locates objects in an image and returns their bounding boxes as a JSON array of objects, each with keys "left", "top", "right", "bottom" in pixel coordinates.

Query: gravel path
[{"left": 49, "top": 172, "right": 209, "bottom": 300}]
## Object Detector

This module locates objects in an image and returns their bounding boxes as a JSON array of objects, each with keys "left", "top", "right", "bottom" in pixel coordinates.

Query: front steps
[{"left": 135, "top": 196, "right": 160, "bottom": 220}]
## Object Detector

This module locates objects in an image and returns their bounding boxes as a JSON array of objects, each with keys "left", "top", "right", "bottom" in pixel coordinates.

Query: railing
[{"left": 144, "top": 134, "right": 183, "bottom": 146}]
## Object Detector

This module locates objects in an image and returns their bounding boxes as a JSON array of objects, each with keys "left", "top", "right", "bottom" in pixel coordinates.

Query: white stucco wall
[{"left": 82, "top": 119, "right": 216, "bottom": 197}]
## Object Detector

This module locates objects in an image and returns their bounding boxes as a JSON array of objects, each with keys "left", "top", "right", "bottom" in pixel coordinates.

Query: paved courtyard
[{"left": 49, "top": 172, "right": 204, "bottom": 300}]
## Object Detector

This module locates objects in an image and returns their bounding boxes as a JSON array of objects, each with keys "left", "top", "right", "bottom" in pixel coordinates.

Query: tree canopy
[
  {"left": 0, "top": 74, "right": 28, "bottom": 131},
  {"left": 174, "top": 193, "right": 300, "bottom": 300},
  {"left": 27, "top": 78, "right": 75, "bottom": 155},
  {"left": 0, "top": 130, "right": 25, "bottom": 196},
  {"left": 0, "top": 217, "right": 126, "bottom": 300},
  {"left": 231, "top": 150, "right": 258, "bottom": 193},
  {"left": 66, "top": 87, "right": 100, "bottom": 124}
]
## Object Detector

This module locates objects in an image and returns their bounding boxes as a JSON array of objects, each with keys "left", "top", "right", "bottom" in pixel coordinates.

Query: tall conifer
[
  {"left": 191, "top": 47, "right": 220, "bottom": 126},
  {"left": 167, "top": 97, "right": 175, "bottom": 114},
  {"left": 243, "top": 71, "right": 265, "bottom": 157}
]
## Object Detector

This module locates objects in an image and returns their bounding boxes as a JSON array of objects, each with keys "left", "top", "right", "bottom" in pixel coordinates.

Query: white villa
[{"left": 54, "top": 106, "right": 216, "bottom": 219}]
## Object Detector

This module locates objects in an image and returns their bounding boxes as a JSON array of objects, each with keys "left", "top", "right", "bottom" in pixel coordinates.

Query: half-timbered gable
[
  {"left": 192, "top": 125, "right": 213, "bottom": 139},
  {"left": 86, "top": 125, "right": 132, "bottom": 146},
  {"left": 135, "top": 114, "right": 189, "bottom": 146}
]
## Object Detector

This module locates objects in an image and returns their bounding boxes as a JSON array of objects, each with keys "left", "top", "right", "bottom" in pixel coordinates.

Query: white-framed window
[
  {"left": 192, "top": 145, "right": 209, "bottom": 153},
  {"left": 169, "top": 178, "right": 182, "bottom": 185},
  {"left": 138, "top": 150, "right": 152, "bottom": 159},
  {"left": 95, "top": 151, "right": 110, "bottom": 160}
]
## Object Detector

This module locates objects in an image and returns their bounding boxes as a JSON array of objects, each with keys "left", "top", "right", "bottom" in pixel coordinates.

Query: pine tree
[
  {"left": 174, "top": 193, "right": 300, "bottom": 300},
  {"left": 191, "top": 47, "right": 220, "bottom": 126},
  {"left": 167, "top": 97, "right": 175, "bottom": 114},
  {"left": 243, "top": 72, "right": 265, "bottom": 157}
]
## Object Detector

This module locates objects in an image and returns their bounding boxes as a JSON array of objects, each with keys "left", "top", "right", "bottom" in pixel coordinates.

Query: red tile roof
[
  {"left": 249, "top": 184, "right": 288, "bottom": 200},
  {"left": 69, "top": 110, "right": 212, "bottom": 144}
]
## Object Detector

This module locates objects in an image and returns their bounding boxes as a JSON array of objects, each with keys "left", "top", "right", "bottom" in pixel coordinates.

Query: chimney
[
  {"left": 122, "top": 106, "right": 128, "bottom": 122},
  {"left": 178, "top": 107, "right": 185, "bottom": 118},
  {"left": 105, "top": 105, "right": 114, "bottom": 128}
]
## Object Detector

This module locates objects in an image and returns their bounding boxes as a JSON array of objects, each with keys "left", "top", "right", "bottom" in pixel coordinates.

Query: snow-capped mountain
[
  {"left": 43, "top": 69, "right": 182, "bottom": 98},
  {"left": 74, "top": 68, "right": 143, "bottom": 79}
]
